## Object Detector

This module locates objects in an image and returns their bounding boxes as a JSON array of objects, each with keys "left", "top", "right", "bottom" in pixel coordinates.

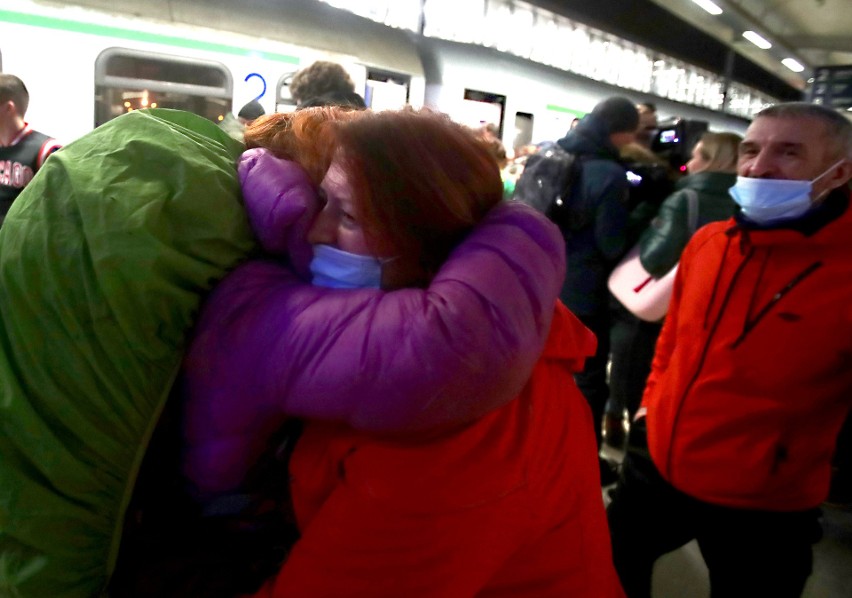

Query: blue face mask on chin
[
  {"left": 310, "top": 244, "right": 384, "bottom": 289},
  {"left": 729, "top": 160, "right": 844, "bottom": 225}
]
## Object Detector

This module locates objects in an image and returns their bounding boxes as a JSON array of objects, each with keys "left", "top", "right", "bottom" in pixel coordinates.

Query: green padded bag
[{"left": 0, "top": 109, "right": 257, "bottom": 597}]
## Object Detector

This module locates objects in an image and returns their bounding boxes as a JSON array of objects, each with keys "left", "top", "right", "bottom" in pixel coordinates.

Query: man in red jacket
[{"left": 607, "top": 101, "right": 852, "bottom": 598}]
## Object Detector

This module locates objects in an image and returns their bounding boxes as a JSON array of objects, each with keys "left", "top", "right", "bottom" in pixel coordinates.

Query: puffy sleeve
[
  {"left": 182, "top": 154, "right": 567, "bottom": 493},
  {"left": 237, "top": 148, "right": 319, "bottom": 280}
]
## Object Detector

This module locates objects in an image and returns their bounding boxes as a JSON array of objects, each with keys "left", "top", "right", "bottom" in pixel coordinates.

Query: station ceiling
[{"left": 529, "top": 0, "right": 850, "bottom": 101}]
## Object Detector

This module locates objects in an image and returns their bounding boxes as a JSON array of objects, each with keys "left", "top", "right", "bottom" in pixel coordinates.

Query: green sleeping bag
[{"left": 0, "top": 109, "right": 257, "bottom": 597}]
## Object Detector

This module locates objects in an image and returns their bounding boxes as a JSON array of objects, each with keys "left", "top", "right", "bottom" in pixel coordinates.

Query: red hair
[
  {"left": 331, "top": 109, "right": 503, "bottom": 277},
  {"left": 243, "top": 107, "right": 357, "bottom": 185},
  {"left": 244, "top": 108, "right": 503, "bottom": 282}
]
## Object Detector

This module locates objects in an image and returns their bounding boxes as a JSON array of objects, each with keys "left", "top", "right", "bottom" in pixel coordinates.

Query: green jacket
[
  {"left": 639, "top": 171, "right": 736, "bottom": 278},
  {"left": 0, "top": 109, "right": 256, "bottom": 597}
]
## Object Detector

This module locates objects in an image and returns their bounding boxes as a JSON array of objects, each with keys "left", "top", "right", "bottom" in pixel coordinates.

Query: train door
[{"left": 94, "top": 48, "right": 232, "bottom": 127}]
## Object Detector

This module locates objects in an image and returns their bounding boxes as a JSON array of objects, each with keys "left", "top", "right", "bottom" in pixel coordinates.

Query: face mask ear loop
[{"left": 810, "top": 158, "right": 847, "bottom": 204}]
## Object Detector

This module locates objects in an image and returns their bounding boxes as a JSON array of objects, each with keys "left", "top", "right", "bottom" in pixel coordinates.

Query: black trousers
[
  {"left": 608, "top": 299, "right": 662, "bottom": 419},
  {"left": 575, "top": 310, "right": 611, "bottom": 448},
  {"left": 607, "top": 424, "right": 822, "bottom": 598}
]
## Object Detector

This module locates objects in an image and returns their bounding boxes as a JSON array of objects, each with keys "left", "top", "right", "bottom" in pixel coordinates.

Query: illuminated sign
[{"left": 809, "top": 66, "right": 852, "bottom": 110}]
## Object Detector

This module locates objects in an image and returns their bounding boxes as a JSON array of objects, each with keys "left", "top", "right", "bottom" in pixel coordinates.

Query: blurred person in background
[
  {"left": 0, "top": 73, "right": 61, "bottom": 224},
  {"left": 289, "top": 60, "right": 361, "bottom": 108},
  {"left": 237, "top": 100, "right": 266, "bottom": 125},
  {"left": 296, "top": 89, "right": 366, "bottom": 110},
  {"left": 219, "top": 99, "right": 267, "bottom": 141},
  {"left": 473, "top": 123, "right": 512, "bottom": 197},
  {"left": 634, "top": 102, "right": 658, "bottom": 150},
  {"left": 637, "top": 131, "right": 741, "bottom": 281},
  {"left": 554, "top": 96, "right": 638, "bottom": 486},
  {"left": 605, "top": 131, "right": 740, "bottom": 447}
]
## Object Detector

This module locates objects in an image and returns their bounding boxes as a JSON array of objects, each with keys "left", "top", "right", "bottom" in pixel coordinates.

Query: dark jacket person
[{"left": 554, "top": 96, "right": 638, "bottom": 483}]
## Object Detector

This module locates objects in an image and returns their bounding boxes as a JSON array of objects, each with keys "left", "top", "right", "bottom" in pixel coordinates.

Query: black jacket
[{"left": 555, "top": 114, "right": 630, "bottom": 316}]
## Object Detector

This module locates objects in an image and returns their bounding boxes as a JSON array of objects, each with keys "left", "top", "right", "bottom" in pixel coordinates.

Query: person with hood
[
  {"left": 607, "top": 102, "right": 852, "bottom": 597},
  {"left": 179, "top": 107, "right": 623, "bottom": 597},
  {"left": 555, "top": 96, "right": 639, "bottom": 485}
]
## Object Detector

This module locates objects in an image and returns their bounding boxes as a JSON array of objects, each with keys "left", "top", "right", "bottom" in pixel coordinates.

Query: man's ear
[{"left": 827, "top": 158, "right": 852, "bottom": 191}]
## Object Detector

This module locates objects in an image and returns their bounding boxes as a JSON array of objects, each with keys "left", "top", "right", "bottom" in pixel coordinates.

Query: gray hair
[{"left": 756, "top": 102, "right": 852, "bottom": 159}]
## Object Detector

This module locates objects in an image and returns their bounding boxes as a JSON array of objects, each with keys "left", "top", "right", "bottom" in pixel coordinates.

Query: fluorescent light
[
  {"left": 781, "top": 58, "right": 805, "bottom": 73},
  {"left": 691, "top": 0, "right": 723, "bottom": 15},
  {"left": 742, "top": 30, "right": 772, "bottom": 49}
]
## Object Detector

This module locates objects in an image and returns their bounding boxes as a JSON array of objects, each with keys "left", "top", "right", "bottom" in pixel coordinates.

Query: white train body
[{"left": 1, "top": 0, "right": 749, "bottom": 150}]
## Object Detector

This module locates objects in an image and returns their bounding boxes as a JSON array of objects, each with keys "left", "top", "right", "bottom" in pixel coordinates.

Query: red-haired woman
[{"left": 182, "top": 108, "right": 624, "bottom": 597}]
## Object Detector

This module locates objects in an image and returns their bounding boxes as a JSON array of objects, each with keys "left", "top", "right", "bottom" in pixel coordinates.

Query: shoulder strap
[
  {"left": 684, "top": 188, "right": 699, "bottom": 234},
  {"left": 558, "top": 152, "right": 581, "bottom": 200}
]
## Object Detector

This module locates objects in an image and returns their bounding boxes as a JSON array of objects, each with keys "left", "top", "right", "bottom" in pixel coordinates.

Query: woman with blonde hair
[
  {"left": 638, "top": 131, "right": 742, "bottom": 279},
  {"left": 609, "top": 131, "right": 742, "bottom": 428}
]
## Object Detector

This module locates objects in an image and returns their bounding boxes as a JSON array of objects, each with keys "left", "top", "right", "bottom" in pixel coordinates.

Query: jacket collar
[{"left": 730, "top": 186, "right": 851, "bottom": 246}]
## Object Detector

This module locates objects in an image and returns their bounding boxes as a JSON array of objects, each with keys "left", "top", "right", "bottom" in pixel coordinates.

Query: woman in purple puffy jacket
[{"left": 180, "top": 108, "right": 622, "bottom": 597}]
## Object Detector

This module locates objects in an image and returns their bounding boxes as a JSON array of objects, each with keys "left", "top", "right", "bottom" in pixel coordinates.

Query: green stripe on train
[
  {"left": 546, "top": 104, "right": 586, "bottom": 118},
  {"left": 0, "top": 9, "right": 300, "bottom": 64}
]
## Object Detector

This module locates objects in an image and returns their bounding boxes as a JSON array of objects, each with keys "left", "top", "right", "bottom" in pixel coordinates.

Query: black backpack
[{"left": 512, "top": 144, "right": 583, "bottom": 230}]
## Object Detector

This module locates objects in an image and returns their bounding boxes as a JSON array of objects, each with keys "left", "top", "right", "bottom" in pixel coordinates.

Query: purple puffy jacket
[{"left": 182, "top": 149, "right": 566, "bottom": 496}]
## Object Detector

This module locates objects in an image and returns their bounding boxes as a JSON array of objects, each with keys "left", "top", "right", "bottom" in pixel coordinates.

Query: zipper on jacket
[
  {"left": 731, "top": 261, "right": 822, "bottom": 348},
  {"left": 666, "top": 243, "right": 753, "bottom": 479},
  {"left": 703, "top": 235, "right": 736, "bottom": 329}
]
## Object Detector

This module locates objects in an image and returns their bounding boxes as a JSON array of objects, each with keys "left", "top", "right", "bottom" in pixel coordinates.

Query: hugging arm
[{"left": 183, "top": 151, "right": 566, "bottom": 493}]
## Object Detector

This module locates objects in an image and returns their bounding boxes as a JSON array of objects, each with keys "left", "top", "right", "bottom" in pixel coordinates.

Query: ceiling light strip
[
  {"left": 742, "top": 30, "right": 772, "bottom": 49},
  {"left": 691, "top": 0, "right": 723, "bottom": 16}
]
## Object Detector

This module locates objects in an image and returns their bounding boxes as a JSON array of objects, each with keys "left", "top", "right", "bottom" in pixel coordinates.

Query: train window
[
  {"left": 365, "top": 69, "right": 410, "bottom": 111},
  {"left": 276, "top": 71, "right": 299, "bottom": 113},
  {"left": 460, "top": 89, "right": 506, "bottom": 138},
  {"left": 94, "top": 48, "right": 232, "bottom": 127}
]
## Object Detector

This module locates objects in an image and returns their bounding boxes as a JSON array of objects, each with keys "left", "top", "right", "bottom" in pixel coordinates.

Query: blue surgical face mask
[
  {"left": 310, "top": 244, "right": 383, "bottom": 289},
  {"left": 729, "top": 160, "right": 844, "bottom": 225}
]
